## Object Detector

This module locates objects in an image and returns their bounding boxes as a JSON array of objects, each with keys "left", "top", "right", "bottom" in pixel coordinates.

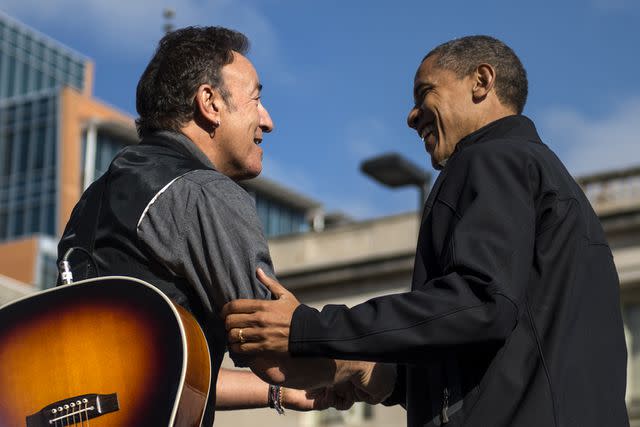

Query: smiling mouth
[
  {"left": 419, "top": 124, "right": 437, "bottom": 146},
  {"left": 254, "top": 138, "right": 262, "bottom": 145}
]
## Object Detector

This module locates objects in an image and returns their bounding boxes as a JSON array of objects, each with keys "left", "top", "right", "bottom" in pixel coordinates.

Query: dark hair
[
  {"left": 424, "top": 35, "right": 528, "bottom": 114},
  {"left": 135, "top": 26, "right": 249, "bottom": 137}
]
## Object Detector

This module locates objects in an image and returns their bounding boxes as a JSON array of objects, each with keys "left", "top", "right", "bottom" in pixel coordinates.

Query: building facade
[{"left": 0, "top": 11, "right": 133, "bottom": 288}]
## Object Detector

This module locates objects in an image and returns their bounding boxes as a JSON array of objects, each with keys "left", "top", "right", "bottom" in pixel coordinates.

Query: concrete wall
[{"left": 0, "top": 236, "right": 38, "bottom": 284}]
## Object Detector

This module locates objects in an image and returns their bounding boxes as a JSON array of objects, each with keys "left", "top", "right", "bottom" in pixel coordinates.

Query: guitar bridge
[{"left": 26, "top": 393, "right": 119, "bottom": 426}]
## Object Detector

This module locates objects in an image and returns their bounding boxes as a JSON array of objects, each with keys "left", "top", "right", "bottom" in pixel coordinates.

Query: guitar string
[
  {"left": 76, "top": 404, "right": 81, "bottom": 427},
  {"left": 77, "top": 401, "right": 83, "bottom": 427},
  {"left": 84, "top": 399, "right": 90, "bottom": 427},
  {"left": 81, "top": 400, "right": 89, "bottom": 427}
]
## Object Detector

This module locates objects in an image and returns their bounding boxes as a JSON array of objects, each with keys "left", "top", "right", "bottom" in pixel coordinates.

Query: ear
[
  {"left": 194, "top": 84, "right": 222, "bottom": 126},
  {"left": 472, "top": 63, "right": 496, "bottom": 101}
]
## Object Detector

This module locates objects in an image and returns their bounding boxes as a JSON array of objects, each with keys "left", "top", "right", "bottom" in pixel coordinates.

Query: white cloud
[
  {"left": 539, "top": 97, "right": 640, "bottom": 176},
  {"left": 1, "top": 0, "right": 288, "bottom": 73},
  {"left": 591, "top": 0, "right": 638, "bottom": 13}
]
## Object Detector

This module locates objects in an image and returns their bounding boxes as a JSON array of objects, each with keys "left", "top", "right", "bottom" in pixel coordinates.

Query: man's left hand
[{"left": 223, "top": 268, "right": 300, "bottom": 354}]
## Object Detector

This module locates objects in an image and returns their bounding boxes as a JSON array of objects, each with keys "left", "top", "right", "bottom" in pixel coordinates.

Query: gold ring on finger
[{"left": 239, "top": 328, "right": 245, "bottom": 344}]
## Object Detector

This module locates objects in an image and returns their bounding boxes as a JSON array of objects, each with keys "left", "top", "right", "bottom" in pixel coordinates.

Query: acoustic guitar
[{"left": 0, "top": 276, "right": 211, "bottom": 427}]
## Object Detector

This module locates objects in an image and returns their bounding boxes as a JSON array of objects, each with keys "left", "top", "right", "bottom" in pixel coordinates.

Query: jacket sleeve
[
  {"left": 289, "top": 145, "right": 537, "bottom": 363},
  {"left": 137, "top": 172, "right": 274, "bottom": 315}
]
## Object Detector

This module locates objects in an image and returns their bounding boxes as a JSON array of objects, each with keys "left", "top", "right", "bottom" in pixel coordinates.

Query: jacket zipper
[{"left": 441, "top": 387, "right": 450, "bottom": 424}]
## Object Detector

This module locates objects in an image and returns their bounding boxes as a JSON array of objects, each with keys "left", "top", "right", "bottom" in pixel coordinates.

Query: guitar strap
[{"left": 60, "top": 172, "right": 108, "bottom": 281}]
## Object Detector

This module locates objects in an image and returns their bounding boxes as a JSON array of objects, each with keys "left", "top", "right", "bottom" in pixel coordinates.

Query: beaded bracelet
[{"left": 268, "top": 384, "right": 285, "bottom": 415}]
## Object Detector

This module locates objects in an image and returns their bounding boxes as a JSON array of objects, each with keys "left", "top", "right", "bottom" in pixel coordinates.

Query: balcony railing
[{"left": 577, "top": 166, "right": 640, "bottom": 217}]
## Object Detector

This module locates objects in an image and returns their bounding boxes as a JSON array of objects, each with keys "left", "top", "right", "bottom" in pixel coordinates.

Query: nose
[
  {"left": 259, "top": 103, "right": 274, "bottom": 133},
  {"left": 407, "top": 107, "right": 420, "bottom": 129}
]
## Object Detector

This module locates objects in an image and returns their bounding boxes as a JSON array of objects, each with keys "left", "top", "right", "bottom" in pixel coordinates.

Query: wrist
[{"left": 268, "top": 384, "right": 285, "bottom": 415}]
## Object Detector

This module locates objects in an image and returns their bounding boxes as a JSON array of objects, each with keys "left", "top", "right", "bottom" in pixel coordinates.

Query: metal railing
[{"left": 577, "top": 166, "right": 640, "bottom": 216}]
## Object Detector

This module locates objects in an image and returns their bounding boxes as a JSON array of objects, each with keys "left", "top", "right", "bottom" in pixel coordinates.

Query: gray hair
[{"left": 424, "top": 35, "right": 528, "bottom": 114}]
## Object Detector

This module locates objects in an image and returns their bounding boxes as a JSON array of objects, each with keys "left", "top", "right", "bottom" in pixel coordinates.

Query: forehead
[
  {"left": 221, "top": 52, "right": 259, "bottom": 92},
  {"left": 413, "top": 55, "right": 443, "bottom": 86}
]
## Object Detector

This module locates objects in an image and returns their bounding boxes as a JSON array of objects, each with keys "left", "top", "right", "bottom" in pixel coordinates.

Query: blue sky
[{"left": 2, "top": 0, "right": 640, "bottom": 219}]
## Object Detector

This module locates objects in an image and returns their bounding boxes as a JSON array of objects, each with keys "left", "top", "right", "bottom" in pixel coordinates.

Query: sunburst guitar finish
[{"left": 0, "top": 276, "right": 211, "bottom": 427}]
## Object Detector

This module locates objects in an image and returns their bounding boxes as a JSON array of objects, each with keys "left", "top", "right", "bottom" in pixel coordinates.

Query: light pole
[
  {"left": 163, "top": 8, "right": 176, "bottom": 34},
  {"left": 360, "top": 152, "right": 431, "bottom": 209}
]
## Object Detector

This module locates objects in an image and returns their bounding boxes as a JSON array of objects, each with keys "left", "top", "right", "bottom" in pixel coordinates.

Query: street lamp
[
  {"left": 360, "top": 152, "right": 432, "bottom": 209},
  {"left": 163, "top": 8, "right": 176, "bottom": 34}
]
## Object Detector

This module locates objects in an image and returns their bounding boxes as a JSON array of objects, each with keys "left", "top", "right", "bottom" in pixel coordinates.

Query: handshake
[
  {"left": 222, "top": 270, "right": 396, "bottom": 413},
  {"left": 258, "top": 358, "right": 397, "bottom": 412}
]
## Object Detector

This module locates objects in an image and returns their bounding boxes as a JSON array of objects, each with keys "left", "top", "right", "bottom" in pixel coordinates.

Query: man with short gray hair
[{"left": 224, "top": 35, "right": 629, "bottom": 426}]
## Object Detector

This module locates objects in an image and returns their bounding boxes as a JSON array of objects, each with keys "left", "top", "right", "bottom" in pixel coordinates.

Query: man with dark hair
[
  {"left": 223, "top": 35, "right": 629, "bottom": 426},
  {"left": 58, "top": 26, "right": 390, "bottom": 425}
]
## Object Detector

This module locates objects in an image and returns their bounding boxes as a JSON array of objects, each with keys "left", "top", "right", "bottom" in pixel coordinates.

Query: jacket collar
[
  {"left": 453, "top": 114, "right": 542, "bottom": 157},
  {"left": 142, "top": 130, "right": 216, "bottom": 171}
]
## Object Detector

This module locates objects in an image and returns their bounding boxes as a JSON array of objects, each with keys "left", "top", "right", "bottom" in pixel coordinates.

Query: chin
[
  {"left": 237, "top": 165, "right": 262, "bottom": 181},
  {"left": 249, "top": 162, "right": 263, "bottom": 178}
]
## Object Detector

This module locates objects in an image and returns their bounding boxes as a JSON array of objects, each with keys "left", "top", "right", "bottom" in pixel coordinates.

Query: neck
[
  {"left": 180, "top": 123, "right": 218, "bottom": 167},
  {"left": 473, "top": 101, "right": 517, "bottom": 133}
]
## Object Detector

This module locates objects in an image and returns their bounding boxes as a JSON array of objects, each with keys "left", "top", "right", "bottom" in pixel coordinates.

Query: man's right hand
[
  {"left": 223, "top": 268, "right": 299, "bottom": 354},
  {"left": 337, "top": 361, "right": 397, "bottom": 405}
]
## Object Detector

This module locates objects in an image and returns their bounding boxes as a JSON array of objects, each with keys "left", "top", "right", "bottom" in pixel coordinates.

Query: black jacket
[{"left": 289, "top": 115, "right": 628, "bottom": 426}]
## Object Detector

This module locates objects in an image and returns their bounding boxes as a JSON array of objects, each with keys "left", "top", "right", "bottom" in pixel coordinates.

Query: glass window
[
  {"left": 45, "top": 202, "right": 55, "bottom": 236},
  {"left": 48, "top": 50, "right": 58, "bottom": 70},
  {"left": 8, "top": 27, "right": 18, "bottom": 45},
  {"left": 35, "top": 41, "right": 45, "bottom": 60},
  {"left": 29, "top": 204, "right": 40, "bottom": 234},
  {"left": 7, "top": 56, "right": 16, "bottom": 97},
  {"left": 12, "top": 207, "right": 24, "bottom": 236},
  {"left": 61, "top": 56, "right": 70, "bottom": 75},
  {"left": 256, "top": 197, "right": 269, "bottom": 233},
  {"left": 280, "top": 209, "right": 292, "bottom": 235},
  {"left": 6, "top": 105, "right": 16, "bottom": 124},
  {"left": 22, "top": 102, "right": 32, "bottom": 122},
  {"left": 20, "top": 60, "right": 30, "bottom": 93},
  {"left": 39, "top": 254, "right": 59, "bottom": 290},
  {"left": 19, "top": 127, "right": 30, "bottom": 171},
  {"left": 93, "top": 131, "right": 127, "bottom": 179},
  {"left": 268, "top": 202, "right": 280, "bottom": 236},
  {"left": 35, "top": 69, "right": 44, "bottom": 91},
  {"left": 252, "top": 195, "right": 309, "bottom": 237},
  {"left": 0, "top": 210, "right": 6, "bottom": 240},
  {"left": 2, "top": 130, "right": 13, "bottom": 177},
  {"left": 34, "top": 126, "right": 46, "bottom": 169}
]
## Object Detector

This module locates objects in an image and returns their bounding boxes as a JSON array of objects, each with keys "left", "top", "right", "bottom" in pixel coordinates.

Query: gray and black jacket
[{"left": 58, "top": 131, "right": 273, "bottom": 427}]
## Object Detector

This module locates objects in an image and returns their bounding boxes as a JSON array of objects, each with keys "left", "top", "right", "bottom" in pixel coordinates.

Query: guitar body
[{"left": 0, "top": 276, "right": 211, "bottom": 427}]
